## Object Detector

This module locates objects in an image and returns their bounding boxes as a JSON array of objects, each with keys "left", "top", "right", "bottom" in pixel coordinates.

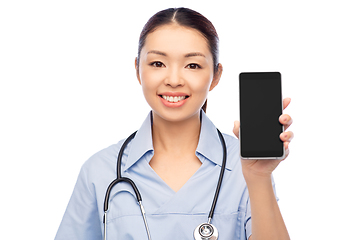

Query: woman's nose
[{"left": 164, "top": 67, "right": 184, "bottom": 87}]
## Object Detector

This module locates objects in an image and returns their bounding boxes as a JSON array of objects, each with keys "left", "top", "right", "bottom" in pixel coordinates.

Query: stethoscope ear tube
[
  {"left": 103, "top": 177, "right": 142, "bottom": 212},
  {"left": 102, "top": 176, "right": 150, "bottom": 240},
  {"left": 103, "top": 131, "right": 149, "bottom": 240}
]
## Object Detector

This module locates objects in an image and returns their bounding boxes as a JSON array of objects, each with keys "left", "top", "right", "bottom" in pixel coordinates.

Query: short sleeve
[
  {"left": 245, "top": 196, "right": 252, "bottom": 239},
  {"left": 55, "top": 165, "right": 102, "bottom": 240}
]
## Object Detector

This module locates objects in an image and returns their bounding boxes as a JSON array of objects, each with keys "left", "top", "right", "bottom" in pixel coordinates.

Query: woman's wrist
[
  {"left": 241, "top": 158, "right": 282, "bottom": 185},
  {"left": 242, "top": 168, "right": 272, "bottom": 187}
]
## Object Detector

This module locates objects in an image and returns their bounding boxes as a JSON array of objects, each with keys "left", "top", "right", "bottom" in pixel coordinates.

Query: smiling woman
[
  {"left": 136, "top": 8, "right": 221, "bottom": 114},
  {"left": 136, "top": 23, "right": 221, "bottom": 123},
  {"left": 55, "top": 7, "right": 293, "bottom": 240}
]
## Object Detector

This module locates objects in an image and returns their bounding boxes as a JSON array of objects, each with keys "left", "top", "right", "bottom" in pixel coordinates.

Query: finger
[
  {"left": 279, "top": 114, "right": 293, "bottom": 130},
  {"left": 280, "top": 131, "right": 294, "bottom": 143},
  {"left": 283, "top": 147, "right": 290, "bottom": 159},
  {"left": 284, "top": 141, "right": 290, "bottom": 150},
  {"left": 283, "top": 97, "right": 291, "bottom": 110},
  {"left": 233, "top": 120, "right": 240, "bottom": 139}
]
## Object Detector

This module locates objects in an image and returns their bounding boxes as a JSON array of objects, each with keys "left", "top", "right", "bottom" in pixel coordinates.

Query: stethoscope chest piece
[{"left": 194, "top": 222, "right": 218, "bottom": 240}]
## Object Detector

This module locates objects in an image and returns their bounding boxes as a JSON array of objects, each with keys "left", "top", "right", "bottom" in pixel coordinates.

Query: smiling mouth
[{"left": 160, "top": 95, "right": 189, "bottom": 103}]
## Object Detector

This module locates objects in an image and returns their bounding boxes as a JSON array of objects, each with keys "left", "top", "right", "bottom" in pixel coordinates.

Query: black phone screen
[{"left": 239, "top": 72, "right": 284, "bottom": 158}]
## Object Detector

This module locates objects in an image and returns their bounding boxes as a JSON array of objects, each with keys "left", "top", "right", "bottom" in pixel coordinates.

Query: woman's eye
[
  {"left": 186, "top": 63, "right": 201, "bottom": 69},
  {"left": 150, "top": 61, "right": 165, "bottom": 68}
]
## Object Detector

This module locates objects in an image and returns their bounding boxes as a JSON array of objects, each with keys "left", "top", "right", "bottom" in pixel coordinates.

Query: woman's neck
[{"left": 151, "top": 111, "right": 201, "bottom": 156}]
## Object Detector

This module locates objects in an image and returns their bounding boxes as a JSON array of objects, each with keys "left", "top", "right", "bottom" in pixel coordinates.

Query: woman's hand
[{"left": 233, "top": 97, "right": 294, "bottom": 181}]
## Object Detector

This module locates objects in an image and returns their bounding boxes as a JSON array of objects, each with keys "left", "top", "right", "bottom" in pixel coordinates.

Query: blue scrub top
[{"left": 55, "top": 111, "right": 276, "bottom": 240}]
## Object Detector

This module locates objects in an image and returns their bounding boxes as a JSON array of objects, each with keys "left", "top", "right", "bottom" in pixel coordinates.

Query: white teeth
[{"left": 162, "top": 95, "right": 186, "bottom": 103}]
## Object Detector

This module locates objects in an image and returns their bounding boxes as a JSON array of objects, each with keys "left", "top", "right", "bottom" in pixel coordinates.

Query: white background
[{"left": 1, "top": 0, "right": 359, "bottom": 239}]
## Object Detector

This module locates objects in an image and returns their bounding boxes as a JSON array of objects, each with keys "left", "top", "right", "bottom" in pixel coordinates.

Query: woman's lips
[{"left": 158, "top": 92, "right": 189, "bottom": 108}]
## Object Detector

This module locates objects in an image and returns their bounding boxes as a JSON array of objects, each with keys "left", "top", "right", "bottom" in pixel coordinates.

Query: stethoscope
[{"left": 103, "top": 128, "right": 227, "bottom": 240}]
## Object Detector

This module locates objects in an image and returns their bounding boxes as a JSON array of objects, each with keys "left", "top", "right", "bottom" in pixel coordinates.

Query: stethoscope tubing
[
  {"left": 103, "top": 131, "right": 138, "bottom": 212},
  {"left": 117, "top": 131, "right": 137, "bottom": 179},
  {"left": 103, "top": 128, "right": 227, "bottom": 240},
  {"left": 207, "top": 129, "right": 226, "bottom": 222}
]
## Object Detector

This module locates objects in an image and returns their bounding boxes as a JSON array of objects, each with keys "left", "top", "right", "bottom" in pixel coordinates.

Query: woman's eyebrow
[
  {"left": 184, "top": 52, "right": 206, "bottom": 58},
  {"left": 147, "top": 50, "right": 205, "bottom": 58},
  {"left": 147, "top": 50, "right": 167, "bottom": 56}
]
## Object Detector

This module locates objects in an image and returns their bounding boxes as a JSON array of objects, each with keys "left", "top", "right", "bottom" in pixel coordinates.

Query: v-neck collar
[{"left": 123, "top": 110, "right": 234, "bottom": 172}]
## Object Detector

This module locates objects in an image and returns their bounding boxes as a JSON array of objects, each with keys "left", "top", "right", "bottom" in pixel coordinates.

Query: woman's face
[{"left": 136, "top": 24, "right": 222, "bottom": 123}]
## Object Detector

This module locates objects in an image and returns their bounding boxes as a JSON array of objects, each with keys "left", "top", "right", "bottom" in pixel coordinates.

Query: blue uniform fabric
[{"left": 55, "top": 111, "right": 276, "bottom": 240}]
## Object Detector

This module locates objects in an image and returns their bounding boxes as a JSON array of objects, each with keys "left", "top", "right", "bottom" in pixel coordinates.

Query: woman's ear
[
  {"left": 135, "top": 57, "right": 141, "bottom": 85},
  {"left": 209, "top": 63, "right": 223, "bottom": 91}
]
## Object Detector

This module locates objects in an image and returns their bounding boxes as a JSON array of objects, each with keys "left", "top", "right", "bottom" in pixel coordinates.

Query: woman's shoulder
[{"left": 80, "top": 138, "right": 127, "bottom": 177}]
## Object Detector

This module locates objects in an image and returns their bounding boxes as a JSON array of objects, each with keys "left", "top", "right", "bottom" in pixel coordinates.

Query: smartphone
[{"left": 239, "top": 72, "right": 285, "bottom": 159}]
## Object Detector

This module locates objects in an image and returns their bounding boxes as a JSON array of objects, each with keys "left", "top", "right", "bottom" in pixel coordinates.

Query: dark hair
[{"left": 137, "top": 8, "right": 219, "bottom": 113}]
